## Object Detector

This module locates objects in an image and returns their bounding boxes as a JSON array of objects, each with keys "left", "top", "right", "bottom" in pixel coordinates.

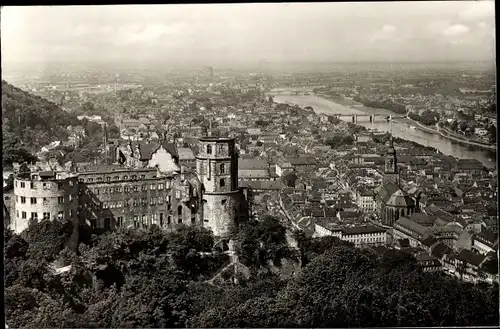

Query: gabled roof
[
  {"left": 136, "top": 142, "right": 178, "bottom": 161},
  {"left": 386, "top": 189, "right": 415, "bottom": 207},
  {"left": 475, "top": 229, "right": 498, "bottom": 247},
  {"left": 343, "top": 225, "right": 386, "bottom": 235},
  {"left": 395, "top": 216, "right": 429, "bottom": 237},
  {"left": 410, "top": 213, "right": 437, "bottom": 226},
  {"left": 239, "top": 158, "right": 269, "bottom": 170},
  {"left": 431, "top": 243, "right": 452, "bottom": 259},
  {"left": 378, "top": 181, "right": 401, "bottom": 204},
  {"left": 177, "top": 147, "right": 195, "bottom": 161},
  {"left": 457, "top": 249, "right": 486, "bottom": 267},
  {"left": 421, "top": 235, "right": 438, "bottom": 247},
  {"left": 239, "top": 180, "right": 285, "bottom": 190},
  {"left": 288, "top": 157, "right": 317, "bottom": 166}
]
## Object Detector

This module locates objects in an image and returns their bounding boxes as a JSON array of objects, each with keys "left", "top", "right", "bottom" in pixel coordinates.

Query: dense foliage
[
  {"left": 353, "top": 95, "right": 407, "bottom": 115},
  {"left": 5, "top": 217, "right": 499, "bottom": 328},
  {"left": 325, "top": 134, "right": 355, "bottom": 148},
  {"left": 2, "top": 81, "right": 80, "bottom": 160},
  {"left": 409, "top": 109, "right": 440, "bottom": 126}
]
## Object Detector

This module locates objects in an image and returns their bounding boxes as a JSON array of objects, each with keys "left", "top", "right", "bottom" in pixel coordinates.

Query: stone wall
[
  {"left": 197, "top": 137, "right": 246, "bottom": 236},
  {"left": 13, "top": 175, "right": 80, "bottom": 251},
  {"left": 13, "top": 176, "right": 79, "bottom": 234},
  {"left": 147, "top": 146, "right": 181, "bottom": 173},
  {"left": 78, "top": 167, "right": 202, "bottom": 230},
  {"left": 203, "top": 191, "right": 242, "bottom": 237}
]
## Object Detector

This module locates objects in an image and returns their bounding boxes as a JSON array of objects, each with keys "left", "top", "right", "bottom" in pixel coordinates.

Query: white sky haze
[{"left": 1, "top": 2, "right": 496, "bottom": 66}]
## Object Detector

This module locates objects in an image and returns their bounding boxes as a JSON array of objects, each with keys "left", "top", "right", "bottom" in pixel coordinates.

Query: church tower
[
  {"left": 383, "top": 135, "right": 399, "bottom": 185},
  {"left": 196, "top": 136, "right": 246, "bottom": 237}
]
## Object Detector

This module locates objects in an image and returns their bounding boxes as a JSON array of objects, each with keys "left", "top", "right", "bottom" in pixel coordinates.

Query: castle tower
[
  {"left": 13, "top": 171, "right": 80, "bottom": 250},
  {"left": 196, "top": 136, "right": 245, "bottom": 237},
  {"left": 383, "top": 135, "right": 399, "bottom": 185}
]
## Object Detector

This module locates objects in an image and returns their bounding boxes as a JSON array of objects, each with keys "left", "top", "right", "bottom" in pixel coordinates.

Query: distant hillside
[
  {"left": 2, "top": 80, "right": 80, "bottom": 167},
  {"left": 2, "top": 80, "right": 80, "bottom": 149}
]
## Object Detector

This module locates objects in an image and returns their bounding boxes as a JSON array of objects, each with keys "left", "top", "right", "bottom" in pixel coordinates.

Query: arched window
[
  {"left": 220, "top": 178, "right": 225, "bottom": 188},
  {"left": 178, "top": 205, "right": 183, "bottom": 216},
  {"left": 207, "top": 145, "right": 212, "bottom": 154},
  {"left": 220, "top": 163, "right": 226, "bottom": 174}
]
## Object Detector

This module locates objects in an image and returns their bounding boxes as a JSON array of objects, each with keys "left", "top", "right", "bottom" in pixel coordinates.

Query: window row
[
  {"left": 79, "top": 173, "right": 158, "bottom": 183},
  {"left": 350, "top": 237, "right": 385, "bottom": 243},
  {"left": 98, "top": 198, "right": 183, "bottom": 210},
  {"left": 92, "top": 182, "right": 168, "bottom": 195},
  {"left": 17, "top": 195, "right": 74, "bottom": 204},
  {"left": 95, "top": 212, "right": 196, "bottom": 229},
  {"left": 101, "top": 199, "right": 172, "bottom": 209},
  {"left": 206, "top": 144, "right": 226, "bottom": 155},
  {"left": 199, "top": 162, "right": 227, "bottom": 175},
  {"left": 17, "top": 209, "right": 73, "bottom": 220},
  {"left": 16, "top": 181, "right": 75, "bottom": 189},
  {"left": 95, "top": 195, "right": 176, "bottom": 209}
]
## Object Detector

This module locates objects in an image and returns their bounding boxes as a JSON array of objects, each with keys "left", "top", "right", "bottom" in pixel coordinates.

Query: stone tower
[
  {"left": 383, "top": 135, "right": 399, "bottom": 185},
  {"left": 196, "top": 136, "right": 245, "bottom": 237}
]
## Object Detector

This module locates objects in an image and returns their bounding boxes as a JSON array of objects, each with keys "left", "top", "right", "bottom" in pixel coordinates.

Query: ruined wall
[
  {"left": 203, "top": 191, "right": 242, "bottom": 237},
  {"left": 147, "top": 146, "right": 181, "bottom": 173},
  {"left": 78, "top": 168, "right": 202, "bottom": 230},
  {"left": 13, "top": 175, "right": 80, "bottom": 250}
]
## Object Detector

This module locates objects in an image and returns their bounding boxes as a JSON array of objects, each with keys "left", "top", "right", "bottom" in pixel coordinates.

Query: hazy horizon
[{"left": 1, "top": 2, "right": 496, "bottom": 71}]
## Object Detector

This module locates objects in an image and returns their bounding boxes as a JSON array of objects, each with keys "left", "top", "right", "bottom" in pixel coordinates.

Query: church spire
[{"left": 384, "top": 134, "right": 399, "bottom": 185}]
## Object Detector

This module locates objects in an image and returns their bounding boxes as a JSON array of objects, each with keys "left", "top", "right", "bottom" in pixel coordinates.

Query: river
[{"left": 271, "top": 93, "right": 496, "bottom": 169}]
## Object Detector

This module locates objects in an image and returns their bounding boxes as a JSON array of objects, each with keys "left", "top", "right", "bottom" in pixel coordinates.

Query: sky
[{"left": 1, "top": 2, "right": 496, "bottom": 67}]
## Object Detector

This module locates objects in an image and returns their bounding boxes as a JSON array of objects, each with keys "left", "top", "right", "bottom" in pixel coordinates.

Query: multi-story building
[
  {"left": 78, "top": 166, "right": 203, "bottom": 231},
  {"left": 355, "top": 188, "right": 376, "bottom": 213},
  {"left": 314, "top": 220, "right": 387, "bottom": 247},
  {"left": 9, "top": 137, "right": 247, "bottom": 238},
  {"left": 472, "top": 229, "right": 498, "bottom": 255},
  {"left": 12, "top": 170, "right": 80, "bottom": 249},
  {"left": 393, "top": 216, "right": 430, "bottom": 248},
  {"left": 341, "top": 225, "right": 388, "bottom": 247}
]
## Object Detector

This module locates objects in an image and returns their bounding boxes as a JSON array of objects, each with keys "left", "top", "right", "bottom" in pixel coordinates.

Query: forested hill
[{"left": 2, "top": 80, "right": 79, "bottom": 155}]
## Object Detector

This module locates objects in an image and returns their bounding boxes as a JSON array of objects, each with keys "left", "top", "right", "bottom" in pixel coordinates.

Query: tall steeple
[
  {"left": 383, "top": 134, "right": 399, "bottom": 185},
  {"left": 103, "top": 123, "right": 109, "bottom": 164}
]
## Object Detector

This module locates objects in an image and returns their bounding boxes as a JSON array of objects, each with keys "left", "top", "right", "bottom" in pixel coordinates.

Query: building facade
[
  {"left": 12, "top": 170, "right": 80, "bottom": 250},
  {"left": 196, "top": 137, "right": 247, "bottom": 237},
  {"left": 9, "top": 137, "right": 247, "bottom": 238},
  {"left": 314, "top": 222, "right": 388, "bottom": 247},
  {"left": 12, "top": 171, "right": 79, "bottom": 233},
  {"left": 78, "top": 167, "right": 203, "bottom": 231}
]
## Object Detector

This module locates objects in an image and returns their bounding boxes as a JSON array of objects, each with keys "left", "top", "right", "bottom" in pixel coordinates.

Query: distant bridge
[{"left": 330, "top": 113, "right": 406, "bottom": 123}]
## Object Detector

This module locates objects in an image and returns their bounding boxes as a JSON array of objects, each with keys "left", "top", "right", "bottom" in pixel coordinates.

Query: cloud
[
  {"left": 459, "top": 1, "right": 495, "bottom": 21},
  {"left": 443, "top": 24, "right": 470, "bottom": 37},
  {"left": 382, "top": 24, "right": 396, "bottom": 33},
  {"left": 1, "top": 3, "right": 496, "bottom": 65},
  {"left": 112, "top": 23, "right": 188, "bottom": 45},
  {"left": 370, "top": 24, "right": 401, "bottom": 42}
]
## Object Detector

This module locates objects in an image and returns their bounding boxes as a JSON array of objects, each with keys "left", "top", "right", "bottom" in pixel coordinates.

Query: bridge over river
[{"left": 331, "top": 113, "right": 406, "bottom": 123}]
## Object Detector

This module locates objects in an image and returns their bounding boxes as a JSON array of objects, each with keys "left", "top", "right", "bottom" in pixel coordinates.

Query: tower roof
[{"left": 386, "top": 189, "right": 414, "bottom": 207}]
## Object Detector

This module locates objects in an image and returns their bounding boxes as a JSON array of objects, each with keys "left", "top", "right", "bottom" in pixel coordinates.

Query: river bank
[
  {"left": 312, "top": 92, "right": 496, "bottom": 151},
  {"left": 270, "top": 92, "right": 496, "bottom": 169}
]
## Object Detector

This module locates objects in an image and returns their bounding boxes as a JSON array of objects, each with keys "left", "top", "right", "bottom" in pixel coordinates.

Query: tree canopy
[
  {"left": 2, "top": 80, "right": 80, "bottom": 156},
  {"left": 5, "top": 217, "right": 499, "bottom": 328}
]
